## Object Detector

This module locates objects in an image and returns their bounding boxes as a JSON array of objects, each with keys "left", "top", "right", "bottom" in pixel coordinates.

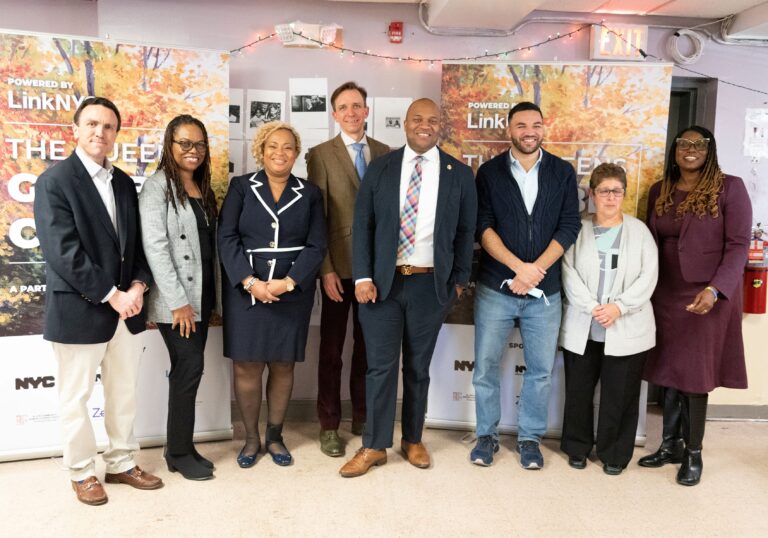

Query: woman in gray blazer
[
  {"left": 559, "top": 163, "right": 658, "bottom": 475},
  {"left": 139, "top": 115, "right": 219, "bottom": 481}
]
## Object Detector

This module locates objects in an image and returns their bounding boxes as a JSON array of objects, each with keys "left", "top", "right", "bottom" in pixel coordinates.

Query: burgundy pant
[{"left": 317, "top": 278, "right": 367, "bottom": 430}]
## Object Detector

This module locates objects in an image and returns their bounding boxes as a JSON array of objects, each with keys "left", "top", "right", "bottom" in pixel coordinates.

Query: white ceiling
[
  {"left": 329, "top": 0, "right": 767, "bottom": 22},
  {"left": 328, "top": 0, "right": 768, "bottom": 38}
]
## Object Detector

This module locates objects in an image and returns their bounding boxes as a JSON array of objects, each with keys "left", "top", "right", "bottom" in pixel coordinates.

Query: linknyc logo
[{"left": 15, "top": 373, "right": 103, "bottom": 390}]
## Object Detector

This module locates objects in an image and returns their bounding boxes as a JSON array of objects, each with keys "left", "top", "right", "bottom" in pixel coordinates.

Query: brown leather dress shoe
[
  {"left": 339, "top": 448, "right": 387, "bottom": 478},
  {"left": 401, "top": 440, "right": 431, "bottom": 468},
  {"left": 105, "top": 465, "right": 164, "bottom": 490},
  {"left": 71, "top": 476, "right": 108, "bottom": 506}
]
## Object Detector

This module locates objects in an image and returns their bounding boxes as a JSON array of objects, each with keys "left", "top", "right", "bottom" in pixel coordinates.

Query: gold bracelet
[{"left": 705, "top": 286, "right": 718, "bottom": 303}]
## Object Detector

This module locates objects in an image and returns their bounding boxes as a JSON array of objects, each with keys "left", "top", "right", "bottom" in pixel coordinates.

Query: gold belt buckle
[{"left": 401, "top": 265, "right": 413, "bottom": 276}]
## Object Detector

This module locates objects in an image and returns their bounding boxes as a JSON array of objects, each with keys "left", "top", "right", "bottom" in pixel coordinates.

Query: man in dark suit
[
  {"left": 307, "top": 82, "right": 390, "bottom": 457},
  {"left": 339, "top": 98, "right": 477, "bottom": 477},
  {"left": 34, "top": 97, "right": 162, "bottom": 505}
]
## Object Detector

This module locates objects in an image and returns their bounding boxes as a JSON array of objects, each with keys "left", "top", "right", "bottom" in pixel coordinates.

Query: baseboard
[{"left": 707, "top": 404, "right": 768, "bottom": 420}]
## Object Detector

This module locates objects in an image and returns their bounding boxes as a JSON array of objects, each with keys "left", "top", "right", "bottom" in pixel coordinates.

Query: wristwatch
[{"left": 284, "top": 277, "right": 295, "bottom": 292}]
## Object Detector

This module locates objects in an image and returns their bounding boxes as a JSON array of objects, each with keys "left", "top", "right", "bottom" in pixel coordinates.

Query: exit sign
[{"left": 589, "top": 24, "right": 648, "bottom": 60}]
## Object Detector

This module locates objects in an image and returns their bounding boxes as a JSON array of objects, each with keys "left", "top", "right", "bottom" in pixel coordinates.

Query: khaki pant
[{"left": 53, "top": 320, "right": 141, "bottom": 481}]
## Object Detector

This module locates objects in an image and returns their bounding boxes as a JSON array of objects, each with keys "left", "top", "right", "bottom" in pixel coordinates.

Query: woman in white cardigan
[{"left": 559, "top": 163, "right": 658, "bottom": 475}]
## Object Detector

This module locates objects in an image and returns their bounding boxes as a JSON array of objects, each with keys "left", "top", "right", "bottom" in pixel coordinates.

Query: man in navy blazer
[
  {"left": 339, "top": 98, "right": 477, "bottom": 477},
  {"left": 471, "top": 101, "right": 580, "bottom": 469},
  {"left": 34, "top": 97, "right": 161, "bottom": 505}
]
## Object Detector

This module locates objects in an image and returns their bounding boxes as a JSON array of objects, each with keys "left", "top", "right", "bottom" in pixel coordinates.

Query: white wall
[{"left": 3, "top": 0, "right": 768, "bottom": 407}]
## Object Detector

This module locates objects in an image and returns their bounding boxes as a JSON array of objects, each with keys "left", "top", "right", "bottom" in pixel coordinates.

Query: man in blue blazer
[
  {"left": 339, "top": 98, "right": 477, "bottom": 477},
  {"left": 34, "top": 97, "right": 162, "bottom": 505}
]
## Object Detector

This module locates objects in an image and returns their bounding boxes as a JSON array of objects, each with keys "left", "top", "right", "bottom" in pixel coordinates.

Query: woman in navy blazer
[
  {"left": 640, "top": 126, "right": 752, "bottom": 486},
  {"left": 218, "top": 122, "right": 326, "bottom": 467}
]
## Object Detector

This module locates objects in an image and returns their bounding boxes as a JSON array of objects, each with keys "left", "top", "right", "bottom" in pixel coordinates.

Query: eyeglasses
[
  {"left": 173, "top": 139, "right": 207, "bottom": 153},
  {"left": 594, "top": 188, "right": 625, "bottom": 198},
  {"left": 676, "top": 138, "right": 710, "bottom": 151}
]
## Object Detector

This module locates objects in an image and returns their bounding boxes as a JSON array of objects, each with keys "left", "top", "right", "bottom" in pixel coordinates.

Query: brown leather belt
[{"left": 395, "top": 265, "right": 434, "bottom": 275}]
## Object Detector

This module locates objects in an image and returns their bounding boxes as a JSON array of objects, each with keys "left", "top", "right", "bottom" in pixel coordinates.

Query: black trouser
[
  {"left": 157, "top": 310, "right": 211, "bottom": 456},
  {"left": 561, "top": 340, "right": 646, "bottom": 466}
]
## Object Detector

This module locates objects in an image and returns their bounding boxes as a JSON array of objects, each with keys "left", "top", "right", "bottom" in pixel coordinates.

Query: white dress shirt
[
  {"left": 75, "top": 146, "right": 117, "bottom": 302},
  {"left": 509, "top": 148, "right": 542, "bottom": 215},
  {"left": 339, "top": 130, "right": 371, "bottom": 166},
  {"left": 397, "top": 145, "right": 440, "bottom": 267}
]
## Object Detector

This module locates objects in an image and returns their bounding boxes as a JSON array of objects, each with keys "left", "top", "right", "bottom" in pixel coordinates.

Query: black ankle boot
[
  {"left": 265, "top": 423, "right": 293, "bottom": 466},
  {"left": 676, "top": 393, "right": 707, "bottom": 486},
  {"left": 638, "top": 388, "right": 684, "bottom": 468},
  {"left": 676, "top": 448, "right": 703, "bottom": 486},
  {"left": 637, "top": 438, "right": 685, "bottom": 467}
]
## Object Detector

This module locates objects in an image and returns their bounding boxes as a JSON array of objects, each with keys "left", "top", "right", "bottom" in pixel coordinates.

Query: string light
[
  {"left": 229, "top": 32, "right": 277, "bottom": 55},
  {"left": 228, "top": 24, "right": 592, "bottom": 63},
  {"left": 227, "top": 21, "right": 768, "bottom": 95}
]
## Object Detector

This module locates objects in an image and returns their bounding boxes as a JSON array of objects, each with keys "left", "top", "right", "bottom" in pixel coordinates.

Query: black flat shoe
[
  {"left": 603, "top": 463, "right": 624, "bottom": 476},
  {"left": 166, "top": 455, "right": 214, "bottom": 481},
  {"left": 568, "top": 456, "right": 587, "bottom": 469}
]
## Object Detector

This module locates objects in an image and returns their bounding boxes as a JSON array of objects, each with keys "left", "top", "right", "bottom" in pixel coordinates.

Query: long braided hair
[
  {"left": 655, "top": 125, "right": 724, "bottom": 219},
  {"left": 157, "top": 114, "right": 218, "bottom": 220}
]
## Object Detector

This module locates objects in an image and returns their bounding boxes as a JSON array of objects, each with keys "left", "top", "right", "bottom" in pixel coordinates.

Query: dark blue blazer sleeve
[
  {"left": 286, "top": 184, "right": 327, "bottom": 290},
  {"left": 451, "top": 163, "right": 477, "bottom": 286},
  {"left": 217, "top": 175, "right": 254, "bottom": 287},
  {"left": 352, "top": 157, "right": 380, "bottom": 282}
]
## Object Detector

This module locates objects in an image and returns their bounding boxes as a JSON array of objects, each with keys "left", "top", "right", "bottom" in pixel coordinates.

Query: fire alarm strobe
[{"left": 389, "top": 21, "right": 403, "bottom": 44}]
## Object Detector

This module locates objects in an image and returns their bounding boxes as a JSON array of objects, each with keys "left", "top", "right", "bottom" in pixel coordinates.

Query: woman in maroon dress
[{"left": 640, "top": 126, "right": 752, "bottom": 486}]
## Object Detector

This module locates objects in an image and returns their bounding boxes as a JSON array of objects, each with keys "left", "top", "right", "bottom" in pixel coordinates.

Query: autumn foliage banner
[
  {"left": 440, "top": 62, "right": 673, "bottom": 218},
  {"left": 0, "top": 30, "right": 229, "bottom": 337}
]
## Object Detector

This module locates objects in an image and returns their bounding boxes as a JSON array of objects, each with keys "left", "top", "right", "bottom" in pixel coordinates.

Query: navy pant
[{"left": 359, "top": 273, "right": 453, "bottom": 449}]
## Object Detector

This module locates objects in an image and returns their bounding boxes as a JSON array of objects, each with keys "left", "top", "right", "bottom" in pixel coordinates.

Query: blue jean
[{"left": 472, "top": 283, "right": 561, "bottom": 443}]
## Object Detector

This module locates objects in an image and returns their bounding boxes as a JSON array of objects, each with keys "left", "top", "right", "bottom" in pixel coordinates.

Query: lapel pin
[{"left": 447, "top": 164, "right": 453, "bottom": 170}]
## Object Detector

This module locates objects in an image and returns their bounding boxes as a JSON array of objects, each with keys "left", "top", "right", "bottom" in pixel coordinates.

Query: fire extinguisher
[{"left": 744, "top": 263, "right": 767, "bottom": 314}]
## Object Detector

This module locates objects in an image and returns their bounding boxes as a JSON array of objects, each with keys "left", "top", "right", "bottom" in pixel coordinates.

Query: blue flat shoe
[
  {"left": 266, "top": 441, "right": 293, "bottom": 466},
  {"left": 237, "top": 441, "right": 260, "bottom": 468},
  {"left": 266, "top": 423, "right": 293, "bottom": 466}
]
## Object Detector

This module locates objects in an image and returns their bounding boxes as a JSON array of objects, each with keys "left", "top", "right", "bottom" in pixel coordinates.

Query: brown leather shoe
[
  {"left": 339, "top": 448, "right": 387, "bottom": 477},
  {"left": 105, "top": 465, "right": 164, "bottom": 490},
  {"left": 401, "top": 440, "right": 431, "bottom": 468},
  {"left": 71, "top": 476, "right": 108, "bottom": 506}
]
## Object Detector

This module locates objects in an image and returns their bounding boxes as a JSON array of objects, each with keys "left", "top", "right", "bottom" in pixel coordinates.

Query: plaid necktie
[
  {"left": 397, "top": 156, "right": 424, "bottom": 259},
  {"left": 351, "top": 142, "right": 367, "bottom": 180}
]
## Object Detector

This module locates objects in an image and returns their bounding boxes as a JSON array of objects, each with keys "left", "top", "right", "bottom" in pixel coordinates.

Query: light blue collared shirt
[{"left": 509, "top": 148, "right": 542, "bottom": 215}]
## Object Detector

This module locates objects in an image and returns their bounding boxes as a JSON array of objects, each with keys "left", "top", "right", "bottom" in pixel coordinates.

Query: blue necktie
[{"left": 351, "top": 142, "right": 366, "bottom": 180}]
